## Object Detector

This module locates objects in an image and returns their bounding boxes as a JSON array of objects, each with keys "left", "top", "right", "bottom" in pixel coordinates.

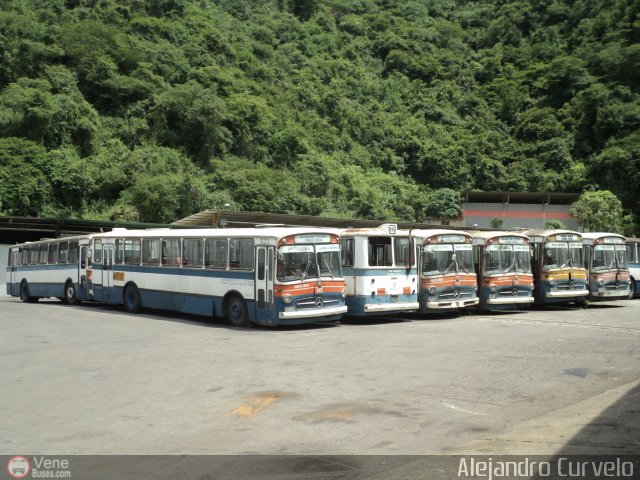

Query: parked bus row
[{"left": 5, "top": 225, "right": 635, "bottom": 327}]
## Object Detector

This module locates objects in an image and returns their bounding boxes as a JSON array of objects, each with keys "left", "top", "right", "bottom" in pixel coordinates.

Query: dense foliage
[{"left": 0, "top": 0, "right": 638, "bottom": 229}]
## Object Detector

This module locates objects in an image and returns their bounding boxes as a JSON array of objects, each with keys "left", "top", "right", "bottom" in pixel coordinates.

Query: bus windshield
[
  {"left": 484, "top": 245, "right": 532, "bottom": 275},
  {"left": 277, "top": 244, "right": 342, "bottom": 282},
  {"left": 423, "top": 244, "right": 473, "bottom": 276},
  {"left": 544, "top": 241, "right": 583, "bottom": 270},
  {"left": 592, "top": 245, "right": 628, "bottom": 271}
]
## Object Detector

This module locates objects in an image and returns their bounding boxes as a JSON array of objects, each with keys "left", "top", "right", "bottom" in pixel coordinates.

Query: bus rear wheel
[
  {"left": 630, "top": 279, "right": 636, "bottom": 300},
  {"left": 20, "top": 281, "right": 38, "bottom": 303},
  {"left": 226, "top": 295, "right": 251, "bottom": 328},
  {"left": 64, "top": 281, "right": 79, "bottom": 305},
  {"left": 124, "top": 284, "right": 141, "bottom": 313}
]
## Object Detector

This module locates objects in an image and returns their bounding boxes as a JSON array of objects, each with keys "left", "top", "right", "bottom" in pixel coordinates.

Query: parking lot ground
[{"left": 1, "top": 296, "right": 639, "bottom": 455}]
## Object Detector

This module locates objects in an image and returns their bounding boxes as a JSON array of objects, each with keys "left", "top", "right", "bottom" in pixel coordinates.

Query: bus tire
[
  {"left": 629, "top": 279, "right": 636, "bottom": 299},
  {"left": 124, "top": 284, "right": 141, "bottom": 313},
  {"left": 225, "top": 295, "right": 251, "bottom": 328},
  {"left": 20, "top": 281, "right": 38, "bottom": 303},
  {"left": 64, "top": 281, "right": 79, "bottom": 305}
]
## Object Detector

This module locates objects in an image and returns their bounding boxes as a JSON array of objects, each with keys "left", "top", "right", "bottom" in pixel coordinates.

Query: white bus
[
  {"left": 581, "top": 232, "right": 630, "bottom": 301},
  {"left": 6, "top": 235, "right": 91, "bottom": 304},
  {"left": 340, "top": 224, "right": 419, "bottom": 316},
  {"left": 626, "top": 237, "right": 640, "bottom": 299},
  {"left": 413, "top": 229, "right": 479, "bottom": 313},
  {"left": 7, "top": 227, "right": 348, "bottom": 327},
  {"left": 470, "top": 231, "right": 535, "bottom": 310}
]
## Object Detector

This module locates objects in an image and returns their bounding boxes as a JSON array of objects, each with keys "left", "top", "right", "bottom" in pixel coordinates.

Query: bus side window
[
  {"left": 22, "top": 248, "right": 29, "bottom": 266},
  {"left": 58, "top": 242, "right": 69, "bottom": 264},
  {"left": 205, "top": 239, "right": 227, "bottom": 269},
  {"left": 142, "top": 239, "right": 161, "bottom": 266},
  {"left": 229, "top": 239, "right": 253, "bottom": 269},
  {"left": 48, "top": 243, "right": 58, "bottom": 264},
  {"left": 40, "top": 244, "right": 48, "bottom": 264},
  {"left": 69, "top": 242, "right": 79, "bottom": 264},
  {"left": 124, "top": 238, "right": 141, "bottom": 265},
  {"left": 341, "top": 238, "right": 354, "bottom": 267},
  {"left": 183, "top": 239, "right": 204, "bottom": 268},
  {"left": 161, "top": 239, "right": 180, "bottom": 267},
  {"left": 115, "top": 239, "right": 124, "bottom": 264}
]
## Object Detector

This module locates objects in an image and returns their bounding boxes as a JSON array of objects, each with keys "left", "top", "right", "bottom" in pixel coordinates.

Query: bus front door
[
  {"left": 78, "top": 245, "right": 88, "bottom": 300},
  {"left": 102, "top": 244, "right": 115, "bottom": 303},
  {"left": 255, "top": 246, "right": 274, "bottom": 324}
]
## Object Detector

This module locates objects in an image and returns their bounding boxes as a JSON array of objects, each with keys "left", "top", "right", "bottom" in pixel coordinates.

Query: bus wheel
[
  {"left": 226, "top": 295, "right": 251, "bottom": 328},
  {"left": 20, "top": 281, "right": 38, "bottom": 303},
  {"left": 124, "top": 284, "right": 141, "bottom": 313},
  {"left": 630, "top": 279, "right": 636, "bottom": 299},
  {"left": 64, "top": 281, "right": 79, "bottom": 305}
]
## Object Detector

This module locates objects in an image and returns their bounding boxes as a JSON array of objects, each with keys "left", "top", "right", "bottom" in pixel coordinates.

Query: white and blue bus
[
  {"left": 625, "top": 237, "right": 640, "bottom": 299},
  {"left": 340, "top": 224, "right": 419, "bottom": 316},
  {"left": 6, "top": 235, "right": 91, "bottom": 304},
  {"left": 7, "top": 227, "right": 348, "bottom": 327},
  {"left": 581, "top": 232, "right": 630, "bottom": 301}
]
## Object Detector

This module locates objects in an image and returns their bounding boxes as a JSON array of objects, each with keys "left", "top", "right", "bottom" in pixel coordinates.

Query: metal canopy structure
[
  {"left": 0, "top": 216, "right": 176, "bottom": 243},
  {"left": 463, "top": 191, "right": 579, "bottom": 205},
  {"left": 173, "top": 210, "right": 464, "bottom": 230}
]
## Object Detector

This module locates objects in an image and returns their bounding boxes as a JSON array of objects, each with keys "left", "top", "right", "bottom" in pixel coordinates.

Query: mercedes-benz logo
[
  {"left": 315, "top": 297, "right": 324, "bottom": 308},
  {"left": 512, "top": 288, "right": 518, "bottom": 296},
  {"left": 452, "top": 289, "right": 460, "bottom": 299}
]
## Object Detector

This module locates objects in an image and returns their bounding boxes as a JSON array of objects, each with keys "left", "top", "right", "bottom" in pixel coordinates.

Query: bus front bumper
[
  {"left": 426, "top": 297, "right": 479, "bottom": 309},
  {"left": 279, "top": 305, "right": 348, "bottom": 320},
  {"left": 364, "top": 302, "right": 420, "bottom": 313},
  {"left": 546, "top": 289, "right": 589, "bottom": 298},
  {"left": 487, "top": 297, "right": 535, "bottom": 305}
]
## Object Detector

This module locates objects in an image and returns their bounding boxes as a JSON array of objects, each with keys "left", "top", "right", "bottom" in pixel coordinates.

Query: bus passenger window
[
  {"left": 341, "top": 238, "right": 354, "bottom": 267},
  {"left": 48, "top": 244, "right": 58, "bottom": 264},
  {"left": 205, "top": 239, "right": 227, "bottom": 269},
  {"left": 69, "top": 242, "right": 79, "bottom": 264},
  {"left": 142, "top": 239, "right": 161, "bottom": 266},
  {"left": 394, "top": 237, "right": 410, "bottom": 267},
  {"left": 229, "top": 239, "right": 254, "bottom": 269},
  {"left": 162, "top": 239, "right": 180, "bottom": 266},
  {"left": 22, "top": 248, "right": 29, "bottom": 266},
  {"left": 40, "top": 245, "right": 48, "bottom": 264},
  {"left": 124, "top": 239, "right": 141, "bottom": 265},
  {"left": 58, "top": 242, "right": 69, "bottom": 264},
  {"left": 115, "top": 239, "right": 124, "bottom": 264},
  {"left": 183, "top": 239, "right": 204, "bottom": 268}
]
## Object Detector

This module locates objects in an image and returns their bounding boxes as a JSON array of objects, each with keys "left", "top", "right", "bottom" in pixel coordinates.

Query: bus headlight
[
  {"left": 283, "top": 294, "right": 293, "bottom": 304},
  {"left": 428, "top": 287, "right": 436, "bottom": 295},
  {"left": 489, "top": 284, "right": 496, "bottom": 293},
  {"left": 341, "top": 289, "right": 347, "bottom": 299},
  {"left": 598, "top": 279, "right": 605, "bottom": 288}
]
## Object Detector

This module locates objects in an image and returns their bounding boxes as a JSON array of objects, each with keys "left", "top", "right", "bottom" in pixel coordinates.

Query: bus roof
[
  {"left": 466, "top": 230, "right": 530, "bottom": 241},
  {"left": 90, "top": 227, "right": 342, "bottom": 240},
  {"left": 411, "top": 229, "right": 473, "bottom": 239},
  {"left": 520, "top": 229, "right": 582, "bottom": 241}
]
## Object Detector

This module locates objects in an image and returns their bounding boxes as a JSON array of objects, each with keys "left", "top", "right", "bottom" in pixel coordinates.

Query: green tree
[
  {"left": 570, "top": 190, "right": 625, "bottom": 233},
  {"left": 424, "top": 188, "right": 462, "bottom": 219}
]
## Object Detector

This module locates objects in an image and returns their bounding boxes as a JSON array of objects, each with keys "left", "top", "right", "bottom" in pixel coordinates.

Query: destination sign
[
  {"left": 437, "top": 235, "right": 466, "bottom": 244},
  {"left": 295, "top": 234, "right": 331, "bottom": 244}
]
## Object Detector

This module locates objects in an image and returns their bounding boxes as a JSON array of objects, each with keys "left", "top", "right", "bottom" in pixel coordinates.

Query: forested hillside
[{"left": 1, "top": 0, "right": 638, "bottom": 228}]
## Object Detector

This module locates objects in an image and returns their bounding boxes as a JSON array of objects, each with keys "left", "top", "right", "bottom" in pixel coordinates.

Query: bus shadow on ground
[
  {"left": 45, "top": 299, "right": 338, "bottom": 331},
  {"left": 585, "top": 302, "right": 629, "bottom": 309}
]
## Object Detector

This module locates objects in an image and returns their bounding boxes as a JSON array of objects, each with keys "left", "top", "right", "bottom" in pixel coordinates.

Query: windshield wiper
[
  {"left": 319, "top": 254, "right": 334, "bottom": 278},
  {"left": 504, "top": 258, "right": 517, "bottom": 274},
  {"left": 443, "top": 254, "right": 458, "bottom": 275},
  {"left": 300, "top": 259, "right": 313, "bottom": 280}
]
